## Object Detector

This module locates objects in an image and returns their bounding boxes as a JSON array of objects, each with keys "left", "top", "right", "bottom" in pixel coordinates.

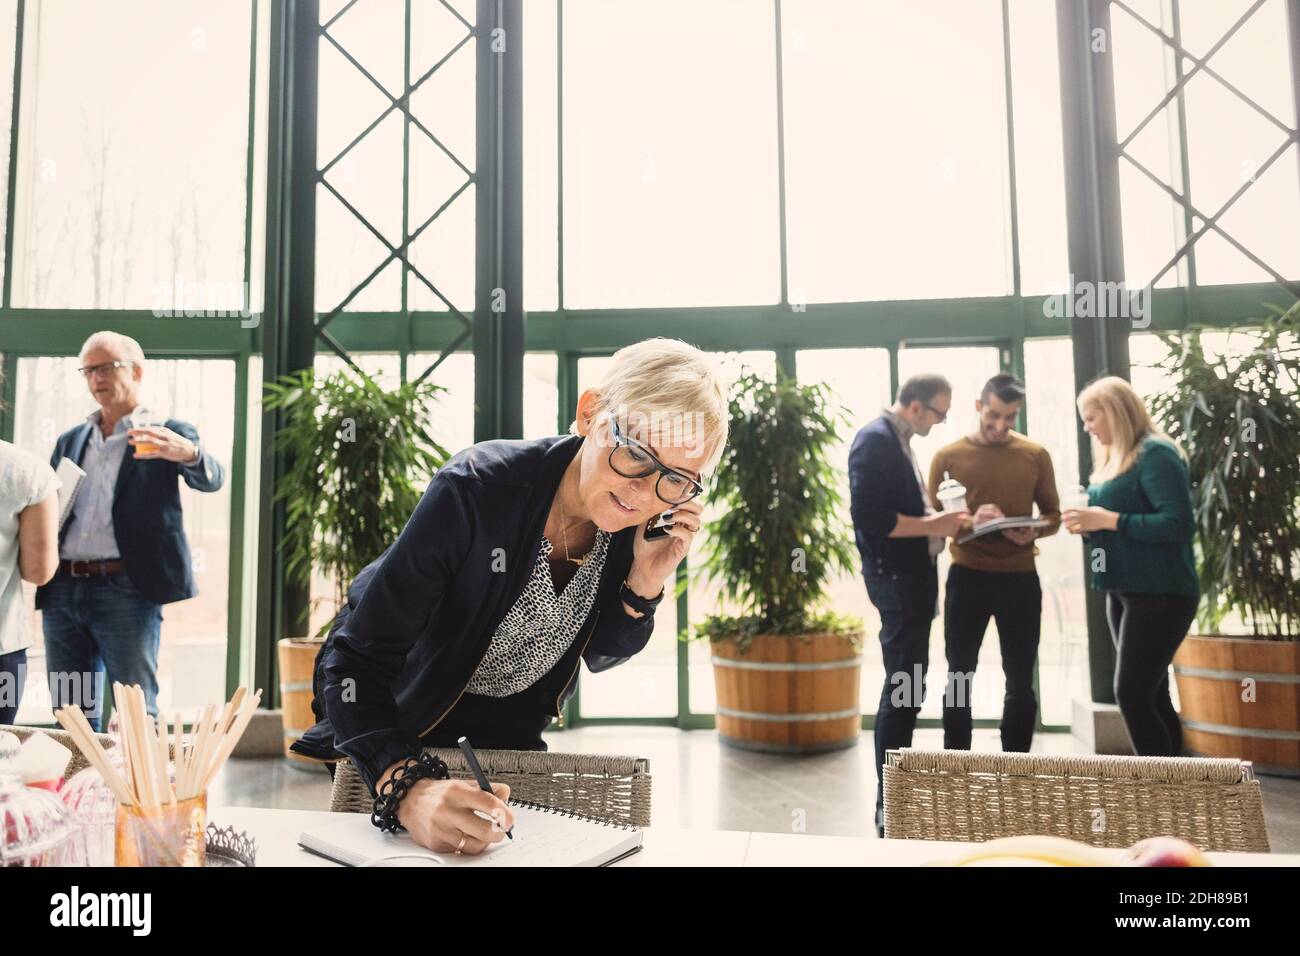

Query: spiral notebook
[
  {"left": 298, "top": 801, "right": 643, "bottom": 867},
  {"left": 957, "top": 515, "right": 1049, "bottom": 544},
  {"left": 54, "top": 457, "right": 86, "bottom": 532}
]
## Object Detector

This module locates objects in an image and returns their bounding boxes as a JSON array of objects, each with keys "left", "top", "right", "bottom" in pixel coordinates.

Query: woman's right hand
[{"left": 382, "top": 766, "right": 515, "bottom": 855}]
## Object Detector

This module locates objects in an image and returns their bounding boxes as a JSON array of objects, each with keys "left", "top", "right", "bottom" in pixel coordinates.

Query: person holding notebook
[
  {"left": 293, "top": 338, "right": 729, "bottom": 857},
  {"left": 927, "top": 372, "right": 1060, "bottom": 753}
]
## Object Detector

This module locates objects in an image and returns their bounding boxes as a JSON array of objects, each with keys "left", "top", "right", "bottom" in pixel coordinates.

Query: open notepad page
[{"left": 299, "top": 803, "right": 643, "bottom": 867}]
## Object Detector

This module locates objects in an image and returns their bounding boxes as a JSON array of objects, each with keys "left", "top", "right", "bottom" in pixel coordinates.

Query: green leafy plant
[
  {"left": 1145, "top": 303, "right": 1300, "bottom": 639},
  {"left": 694, "top": 370, "right": 862, "bottom": 649},
  {"left": 263, "top": 366, "right": 450, "bottom": 634}
]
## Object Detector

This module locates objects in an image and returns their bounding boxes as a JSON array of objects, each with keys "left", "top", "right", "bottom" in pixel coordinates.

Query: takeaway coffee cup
[{"left": 936, "top": 472, "right": 968, "bottom": 513}]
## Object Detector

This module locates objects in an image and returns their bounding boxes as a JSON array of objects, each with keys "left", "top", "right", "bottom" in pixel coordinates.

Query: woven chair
[
  {"left": 1, "top": 724, "right": 118, "bottom": 777},
  {"left": 330, "top": 748, "right": 653, "bottom": 828},
  {"left": 883, "top": 748, "right": 1270, "bottom": 852}
]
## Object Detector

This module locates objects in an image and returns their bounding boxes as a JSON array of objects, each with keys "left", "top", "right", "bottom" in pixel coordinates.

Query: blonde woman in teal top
[{"left": 1063, "top": 376, "right": 1199, "bottom": 756}]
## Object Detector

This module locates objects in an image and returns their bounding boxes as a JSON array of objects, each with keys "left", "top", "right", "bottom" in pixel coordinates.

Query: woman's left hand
[
  {"left": 626, "top": 498, "right": 703, "bottom": 599},
  {"left": 1062, "top": 506, "right": 1119, "bottom": 534}
]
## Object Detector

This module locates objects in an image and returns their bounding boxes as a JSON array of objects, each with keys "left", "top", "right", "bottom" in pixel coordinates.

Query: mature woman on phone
[{"left": 292, "top": 338, "right": 728, "bottom": 855}]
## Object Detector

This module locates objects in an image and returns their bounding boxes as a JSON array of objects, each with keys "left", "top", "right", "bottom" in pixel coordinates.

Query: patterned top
[{"left": 465, "top": 528, "right": 612, "bottom": 697}]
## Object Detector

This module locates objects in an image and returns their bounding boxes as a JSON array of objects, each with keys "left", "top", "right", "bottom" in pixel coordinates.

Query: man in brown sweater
[{"left": 927, "top": 372, "right": 1060, "bottom": 752}]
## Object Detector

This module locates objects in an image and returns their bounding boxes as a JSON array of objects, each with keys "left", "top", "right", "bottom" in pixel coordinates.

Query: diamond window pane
[{"left": 316, "top": 0, "right": 476, "bottom": 315}]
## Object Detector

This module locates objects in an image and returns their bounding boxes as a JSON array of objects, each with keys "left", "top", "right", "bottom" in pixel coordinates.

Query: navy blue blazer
[
  {"left": 35, "top": 418, "right": 225, "bottom": 607},
  {"left": 847, "top": 415, "right": 934, "bottom": 578},
  {"left": 290, "top": 433, "right": 658, "bottom": 793}
]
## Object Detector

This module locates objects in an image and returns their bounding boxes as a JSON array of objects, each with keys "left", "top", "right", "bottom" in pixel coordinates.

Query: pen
[{"left": 458, "top": 735, "right": 514, "bottom": 840}]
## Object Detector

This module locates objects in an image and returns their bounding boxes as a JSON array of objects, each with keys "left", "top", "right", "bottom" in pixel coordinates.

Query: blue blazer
[
  {"left": 35, "top": 418, "right": 225, "bottom": 607},
  {"left": 848, "top": 415, "right": 933, "bottom": 578}
]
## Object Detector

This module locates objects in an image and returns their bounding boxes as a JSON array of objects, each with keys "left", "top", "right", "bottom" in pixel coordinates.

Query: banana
[
  {"left": 931, "top": 834, "right": 1213, "bottom": 867},
  {"left": 940, "top": 835, "right": 1116, "bottom": 867}
]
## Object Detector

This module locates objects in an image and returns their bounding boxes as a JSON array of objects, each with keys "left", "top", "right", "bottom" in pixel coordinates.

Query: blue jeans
[
  {"left": 40, "top": 571, "right": 163, "bottom": 731},
  {"left": 0, "top": 648, "right": 26, "bottom": 724},
  {"left": 865, "top": 567, "right": 938, "bottom": 829}
]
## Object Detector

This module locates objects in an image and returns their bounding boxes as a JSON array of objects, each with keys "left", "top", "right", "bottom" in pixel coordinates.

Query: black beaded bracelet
[
  {"left": 371, "top": 751, "right": 450, "bottom": 833},
  {"left": 620, "top": 579, "right": 665, "bottom": 617}
]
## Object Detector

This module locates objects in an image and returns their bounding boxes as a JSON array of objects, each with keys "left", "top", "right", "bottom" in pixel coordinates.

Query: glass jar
[
  {"left": 114, "top": 793, "right": 207, "bottom": 867},
  {"left": 0, "top": 761, "right": 76, "bottom": 866},
  {"left": 61, "top": 751, "right": 124, "bottom": 867}
]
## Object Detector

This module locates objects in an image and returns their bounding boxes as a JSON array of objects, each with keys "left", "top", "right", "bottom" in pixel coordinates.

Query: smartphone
[{"left": 644, "top": 509, "right": 676, "bottom": 540}]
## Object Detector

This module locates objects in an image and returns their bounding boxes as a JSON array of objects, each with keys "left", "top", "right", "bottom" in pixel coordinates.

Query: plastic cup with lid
[
  {"left": 1061, "top": 484, "right": 1090, "bottom": 513},
  {"left": 936, "top": 472, "right": 968, "bottom": 513}
]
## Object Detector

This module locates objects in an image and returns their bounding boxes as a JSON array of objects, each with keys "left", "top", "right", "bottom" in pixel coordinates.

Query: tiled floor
[{"left": 210, "top": 727, "right": 1300, "bottom": 852}]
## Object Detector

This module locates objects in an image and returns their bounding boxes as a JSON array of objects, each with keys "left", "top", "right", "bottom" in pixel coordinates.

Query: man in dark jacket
[
  {"left": 849, "top": 373, "right": 967, "bottom": 836},
  {"left": 37, "top": 331, "right": 224, "bottom": 729}
]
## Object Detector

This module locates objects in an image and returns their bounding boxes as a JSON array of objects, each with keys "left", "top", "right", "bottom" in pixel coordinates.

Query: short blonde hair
[
  {"left": 80, "top": 330, "right": 146, "bottom": 367},
  {"left": 571, "top": 337, "right": 729, "bottom": 475},
  {"left": 1077, "top": 375, "right": 1183, "bottom": 482}
]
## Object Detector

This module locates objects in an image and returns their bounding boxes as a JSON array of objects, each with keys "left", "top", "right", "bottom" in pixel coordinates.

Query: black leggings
[{"left": 1105, "top": 591, "right": 1198, "bottom": 756}]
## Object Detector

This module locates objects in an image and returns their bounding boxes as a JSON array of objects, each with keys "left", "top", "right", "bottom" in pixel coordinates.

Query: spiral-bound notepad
[
  {"left": 54, "top": 457, "right": 86, "bottom": 532},
  {"left": 298, "top": 801, "right": 643, "bottom": 867}
]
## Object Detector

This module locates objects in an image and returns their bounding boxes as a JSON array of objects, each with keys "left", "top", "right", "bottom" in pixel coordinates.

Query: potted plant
[
  {"left": 694, "top": 370, "right": 863, "bottom": 753},
  {"left": 262, "top": 365, "right": 449, "bottom": 760},
  {"left": 1146, "top": 304, "right": 1300, "bottom": 771}
]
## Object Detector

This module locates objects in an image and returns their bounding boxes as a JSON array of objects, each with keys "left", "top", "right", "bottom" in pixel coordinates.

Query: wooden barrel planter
[
  {"left": 1173, "top": 635, "right": 1300, "bottom": 773},
  {"left": 277, "top": 638, "right": 324, "bottom": 766},
  {"left": 712, "top": 632, "right": 862, "bottom": 754}
]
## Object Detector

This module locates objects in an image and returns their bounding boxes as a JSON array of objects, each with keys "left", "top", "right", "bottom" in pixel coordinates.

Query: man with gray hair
[{"left": 36, "top": 331, "right": 225, "bottom": 729}]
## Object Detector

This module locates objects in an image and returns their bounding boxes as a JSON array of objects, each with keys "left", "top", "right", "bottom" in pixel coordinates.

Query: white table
[
  {"left": 210, "top": 805, "right": 752, "bottom": 867},
  {"left": 210, "top": 805, "right": 1299, "bottom": 867}
]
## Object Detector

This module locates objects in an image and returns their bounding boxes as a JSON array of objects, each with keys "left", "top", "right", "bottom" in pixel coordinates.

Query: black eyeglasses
[
  {"left": 924, "top": 403, "right": 948, "bottom": 424},
  {"left": 78, "top": 360, "right": 133, "bottom": 379},
  {"left": 607, "top": 417, "right": 705, "bottom": 505}
]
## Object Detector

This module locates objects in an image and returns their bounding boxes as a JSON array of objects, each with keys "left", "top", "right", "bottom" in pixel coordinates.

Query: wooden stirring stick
[
  {"left": 198, "top": 689, "right": 262, "bottom": 793},
  {"left": 53, "top": 706, "right": 133, "bottom": 806}
]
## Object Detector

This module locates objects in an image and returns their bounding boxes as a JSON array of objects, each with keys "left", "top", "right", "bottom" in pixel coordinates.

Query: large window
[
  {"left": 1024, "top": 338, "right": 1090, "bottom": 722},
  {"left": 796, "top": 348, "right": 892, "bottom": 718},
  {"left": 559, "top": 1, "right": 780, "bottom": 309},
  {"left": 11, "top": 1, "right": 253, "bottom": 310},
  {"left": 0, "top": 0, "right": 16, "bottom": 295},
  {"left": 782, "top": 1, "right": 1014, "bottom": 302}
]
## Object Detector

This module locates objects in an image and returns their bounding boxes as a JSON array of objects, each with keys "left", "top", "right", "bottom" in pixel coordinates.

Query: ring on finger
[{"left": 455, "top": 833, "right": 468, "bottom": 855}]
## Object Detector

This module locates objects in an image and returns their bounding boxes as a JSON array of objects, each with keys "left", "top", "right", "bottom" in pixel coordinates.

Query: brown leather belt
[{"left": 60, "top": 559, "right": 126, "bottom": 578}]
